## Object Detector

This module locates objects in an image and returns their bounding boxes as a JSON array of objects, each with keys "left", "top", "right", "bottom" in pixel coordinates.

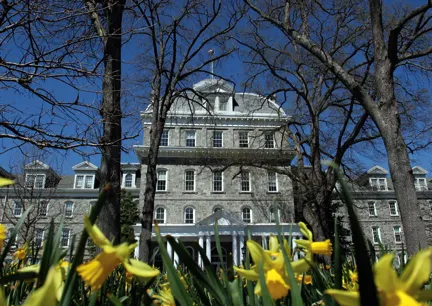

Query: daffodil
[
  {"left": 326, "top": 248, "right": 432, "bottom": 306},
  {"left": 0, "top": 177, "right": 14, "bottom": 187},
  {"left": 77, "top": 215, "right": 159, "bottom": 291},
  {"left": 295, "top": 222, "right": 332, "bottom": 256},
  {"left": 0, "top": 224, "right": 7, "bottom": 250},
  {"left": 153, "top": 286, "right": 176, "bottom": 306},
  {"left": 296, "top": 274, "right": 312, "bottom": 285},
  {"left": 14, "top": 242, "right": 29, "bottom": 260},
  {"left": 22, "top": 267, "right": 62, "bottom": 306},
  {"left": 234, "top": 234, "right": 312, "bottom": 300}
]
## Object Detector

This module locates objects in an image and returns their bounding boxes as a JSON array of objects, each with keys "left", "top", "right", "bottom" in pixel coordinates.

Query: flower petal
[
  {"left": 326, "top": 289, "right": 360, "bottom": 306},
  {"left": 247, "top": 240, "right": 273, "bottom": 270},
  {"left": 23, "top": 267, "right": 60, "bottom": 306},
  {"left": 123, "top": 259, "right": 160, "bottom": 279},
  {"left": 298, "top": 222, "right": 313, "bottom": 241},
  {"left": 400, "top": 247, "right": 432, "bottom": 294},
  {"left": 0, "top": 177, "right": 14, "bottom": 187},
  {"left": 234, "top": 266, "right": 259, "bottom": 281},
  {"left": 374, "top": 253, "right": 400, "bottom": 292},
  {"left": 84, "top": 215, "right": 111, "bottom": 248},
  {"left": 269, "top": 234, "right": 280, "bottom": 253}
]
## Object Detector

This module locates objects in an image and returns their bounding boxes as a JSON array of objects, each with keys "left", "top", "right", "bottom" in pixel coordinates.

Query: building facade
[{"left": 0, "top": 79, "right": 431, "bottom": 267}]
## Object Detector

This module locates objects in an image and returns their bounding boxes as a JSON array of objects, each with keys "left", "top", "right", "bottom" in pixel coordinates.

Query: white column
[
  {"left": 134, "top": 233, "right": 140, "bottom": 259},
  {"left": 167, "top": 241, "right": 173, "bottom": 261},
  {"left": 198, "top": 233, "right": 204, "bottom": 268},
  {"left": 232, "top": 232, "right": 238, "bottom": 266},
  {"left": 173, "top": 239, "right": 179, "bottom": 268},
  {"left": 206, "top": 234, "right": 211, "bottom": 263},
  {"left": 239, "top": 234, "right": 245, "bottom": 263}
]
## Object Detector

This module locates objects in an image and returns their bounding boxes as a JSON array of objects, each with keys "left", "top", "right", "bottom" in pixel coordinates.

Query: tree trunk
[{"left": 97, "top": 1, "right": 125, "bottom": 244}]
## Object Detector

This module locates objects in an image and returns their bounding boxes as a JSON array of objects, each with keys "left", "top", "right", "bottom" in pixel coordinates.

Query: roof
[
  {"left": 366, "top": 165, "right": 388, "bottom": 175},
  {"left": 413, "top": 166, "right": 428, "bottom": 176},
  {"left": 197, "top": 209, "right": 245, "bottom": 226},
  {"left": 72, "top": 161, "right": 99, "bottom": 171}
]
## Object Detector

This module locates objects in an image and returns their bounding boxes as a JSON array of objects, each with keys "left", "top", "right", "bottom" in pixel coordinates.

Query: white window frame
[
  {"left": 240, "top": 171, "right": 251, "bottom": 192},
  {"left": 389, "top": 201, "right": 398, "bottom": 216},
  {"left": 84, "top": 176, "right": 94, "bottom": 189},
  {"left": 124, "top": 173, "right": 133, "bottom": 188},
  {"left": 268, "top": 171, "right": 278, "bottom": 192},
  {"left": 368, "top": 201, "right": 377, "bottom": 216},
  {"left": 35, "top": 174, "right": 45, "bottom": 189},
  {"left": 156, "top": 169, "right": 168, "bottom": 191},
  {"left": 160, "top": 130, "right": 169, "bottom": 146},
  {"left": 218, "top": 96, "right": 228, "bottom": 112},
  {"left": 184, "top": 207, "right": 195, "bottom": 224},
  {"left": 369, "top": 178, "right": 387, "bottom": 191},
  {"left": 414, "top": 178, "right": 427, "bottom": 191},
  {"left": 242, "top": 207, "right": 252, "bottom": 223},
  {"left": 61, "top": 229, "right": 71, "bottom": 248},
  {"left": 212, "top": 131, "right": 223, "bottom": 148},
  {"left": 393, "top": 226, "right": 402, "bottom": 243},
  {"left": 25, "top": 174, "right": 45, "bottom": 189},
  {"left": 39, "top": 201, "right": 49, "bottom": 217},
  {"left": 74, "top": 174, "right": 95, "bottom": 189},
  {"left": 184, "top": 170, "right": 195, "bottom": 192},
  {"left": 372, "top": 226, "right": 381, "bottom": 244},
  {"left": 239, "top": 131, "right": 249, "bottom": 148},
  {"left": 35, "top": 229, "right": 44, "bottom": 247},
  {"left": 64, "top": 201, "right": 74, "bottom": 218},
  {"left": 154, "top": 207, "right": 167, "bottom": 224},
  {"left": 13, "top": 201, "right": 22, "bottom": 217},
  {"left": 186, "top": 130, "right": 196, "bottom": 147},
  {"left": 264, "top": 132, "right": 275, "bottom": 149},
  {"left": 212, "top": 171, "right": 223, "bottom": 192}
]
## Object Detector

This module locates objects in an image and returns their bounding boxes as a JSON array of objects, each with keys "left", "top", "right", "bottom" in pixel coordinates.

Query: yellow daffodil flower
[
  {"left": 296, "top": 274, "right": 312, "bottom": 285},
  {"left": 22, "top": 267, "right": 62, "bottom": 306},
  {"left": 14, "top": 242, "right": 29, "bottom": 260},
  {"left": 326, "top": 248, "right": 432, "bottom": 306},
  {"left": 234, "top": 234, "right": 312, "bottom": 300},
  {"left": 153, "top": 286, "right": 176, "bottom": 306},
  {"left": 0, "top": 224, "right": 7, "bottom": 250},
  {"left": 0, "top": 177, "right": 14, "bottom": 187},
  {"left": 77, "top": 215, "right": 159, "bottom": 291},
  {"left": 295, "top": 223, "right": 332, "bottom": 256}
]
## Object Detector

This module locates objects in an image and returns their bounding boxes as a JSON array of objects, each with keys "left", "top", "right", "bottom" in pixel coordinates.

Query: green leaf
[
  {"left": 334, "top": 217, "right": 342, "bottom": 291},
  {"left": 258, "top": 261, "right": 274, "bottom": 306}
]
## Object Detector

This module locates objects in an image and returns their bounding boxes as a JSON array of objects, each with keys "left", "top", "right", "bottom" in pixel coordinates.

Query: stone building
[{"left": 0, "top": 78, "right": 431, "bottom": 267}]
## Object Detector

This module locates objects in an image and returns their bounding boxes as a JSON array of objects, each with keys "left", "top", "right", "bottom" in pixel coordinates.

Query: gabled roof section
[
  {"left": 25, "top": 160, "right": 50, "bottom": 170},
  {"left": 197, "top": 209, "right": 245, "bottom": 226},
  {"left": 412, "top": 166, "right": 428, "bottom": 176},
  {"left": 72, "top": 161, "right": 99, "bottom": 171},
  {"left": 366, "top": 165, "right": 388, "bottom": 175},
  {"left": 192, "top": 78, "right": 234, "bottom": 93},
  {"left": 121, "top": 163, "right": 140, "bottom": 171}
]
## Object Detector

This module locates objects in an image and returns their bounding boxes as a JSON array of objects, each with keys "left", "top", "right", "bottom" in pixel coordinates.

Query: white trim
[
  {"left": 212, "top": 130, "right": 223, "bottom": 148},
  {"left": 25, "top": 174, "right": 46, "bottom": 189},
  {"left": 61, "top": 229, "right": 71, "bottom": 248},
  {"left": 34, "top": 229, "right": 45, "bottom": 247},
  {"left": 64, "top": 201, "right": 74, "bottom": 218},
  {"left": 156, "top": 169, "right": 168, "bottom": 191},
  {"left": 160, "top": 130, "right": 169, "bottom": 147},
  {"left": 184, "top": 169, "right": 196, "bottom": 192},
  {"left": 239, "top": 131, "right": 249, "bottom": 148},
  {"left": 186, "top": 130, "right": 196, "bottom": 147},
  {"left": 13, "top": 201, "right": 22, "bottom": 217},
  {"left": 212, "top": 170, "right": 224, "bottom": 192},
  {"left": 389, "top": 201, "right": 398, "bottom": 216},
  {"left": 38, "top": 200, "right": 49, "bottom": 217},
  {"left": 267, "top": 171, "right": 278, "bottom": 192},
  {"left": 240, "top": 171, "right": 251, "bottom": 192},
  {"left": 184, "top": 207, "right": 195, "bottom": 224},
  {"left": 72, "top": 161, "right": 98, "bottom": 170},
  {"left": 393, "top": 226, "right": 402, "bottom": 243},
  {"left": 74, "top": 174, "right": 95, "bottom": 189},
  {"left": 155, "top": 206, "right": 167, "bottom": 224},
  {"left": 368, "top": 201, "right": 377, "bottom": 216},
  {"left": 369, "top": 178, "right": 387, "bottom": 191},
  {"left": 241, "top": 206, "right": 253, "bottom": 223},
  {"left": 372, "top": 226, "right": 381, "bottom": 244}
]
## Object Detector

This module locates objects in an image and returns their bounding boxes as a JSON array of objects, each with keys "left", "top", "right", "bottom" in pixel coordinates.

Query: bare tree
[
  {"left": 132, "top": 0, "right": 244, "bottom": 261},
  {"left": 244, "top": 0, "right": 432, "bottom": 255}
]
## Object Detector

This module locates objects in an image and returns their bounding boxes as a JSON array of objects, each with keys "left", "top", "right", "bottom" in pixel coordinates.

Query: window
[
  {"left": 13, "top": 201, "right": 22, "bottom": 217},
  {"left": 186, "top": 130, "right": 196, "bottom": 147},
  {"left": 370, "top": 178, "right": 387, "bottom": 191},
  {"left": 39, "top": 201, "right": 48, "bottom": 217},
  {"left": 268, "top": 171, "right": 278, "bottom": 192},
  {"left": 75, "top": 175, "right": 84, "bottom": 188},
  {"left": 270, "top": 206, "right": 280, "bottom": 223},
  {"left": 35, "top": 229, "right": 44, "bottom": 247},
  {"left": 368, "top": 201, "right": 377, "bottom": 216},
  {"left": 213, "top": 171, "right": 223, "bottom": 192},
  {"left": 389, "top": 201, "right": 398, "bottom": 216},
  {"left": 26, "top": 174, "right": 44, "bottom": 188},
  {"left": 240, "top": 171, "right": 250, "bottom": 192},
  {"left": 213, "top": 131, "right": 223, "bottom": 147},
  {"left": 155, "top": 207, "right": 166, "bottom": 224},
  {"left": 414, "top": 178, "right": 427, "bottom": 191},
  {"left": 85, "top": 176, "right": 93, "bottom": 189},
  {"left": 160, "top": 130, "right": 169, "bottom": 146},
  {"left": 156, "top": 170, "right": 167, "bottom": 191},
  {"left": 372, "top": 227, "right": 381, "bottom": 244},
  {"left": 265, "top": 132, "right": 275, "bottom": 148},
  {"left": 213, "top": 206, "right": 222, "bottom": 213},
  {"left": 239, "top": 132, "right": 249, "bottom": 148},
  {"left": 185, "top": 170, "right": 195, "bottom": 191},
  {"left": 184, "top": 207, "right": 195, "bottom": 224},
  {"left": 219, "top": 96, "right": 228, "bottom": 111},
  {"left": 124, "top": 174, "right": 133, "bottom": 188},
  {"left": 394, "top": 226, "right": 402, "bottom": 243},
  {"left": 64, "top": 201, "right": 74, "bottom": 218},
  {"left": 61, "top": 229, "right": 71, "bottom": 248},
  {"left": 75, "top": 175, "right": 94, "bottom": 189},
  {"left": 242, "top": 207, "right": 252, "bottom": 223}
]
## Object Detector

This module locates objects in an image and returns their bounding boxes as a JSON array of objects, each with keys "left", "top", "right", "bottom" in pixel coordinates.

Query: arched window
[
  {"left": 124, "top": 173, "right": 133, "bottom": 188},
  {"left": 151, "top": 247, "right": 163, "bottom": 269},
  {"left": 213, "top": 206, "right": 222, "bottom": 213},
  {"left": 156, "top": 169, "right": 168, "bottom": 191},
  {"left": 184, "top": 207, "right": 195, "bottom": 224},
  {"left": 155, "top": 207, "right": 166, "bottom": 224},
  {"left": 242, "top": 207, "right": 252, "bottom": 223}
]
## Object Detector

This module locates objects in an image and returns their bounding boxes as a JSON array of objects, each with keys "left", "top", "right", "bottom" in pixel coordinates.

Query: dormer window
[
  {"left": 414, "top": 178, "right": 427, "bottom": 191},
  {"left": 219, "top": 96, "right": 228, "bottom": 111},
  {"left": 370, "top": 178, "right": 387, "bottom": 191},
  {"left": 125, "top": 174, "right": 133, "bottom": 187},
  {"left": 26, "top": 174, "right": 45, "bottom": 189},
  {"left": 74, "top": 175, "right": 94, "bottom": 189}
]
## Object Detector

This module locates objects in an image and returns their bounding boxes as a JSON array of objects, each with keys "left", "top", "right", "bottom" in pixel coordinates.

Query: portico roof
[{"left": 197, "top": 210, "right": 245, "bottom": 226}]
